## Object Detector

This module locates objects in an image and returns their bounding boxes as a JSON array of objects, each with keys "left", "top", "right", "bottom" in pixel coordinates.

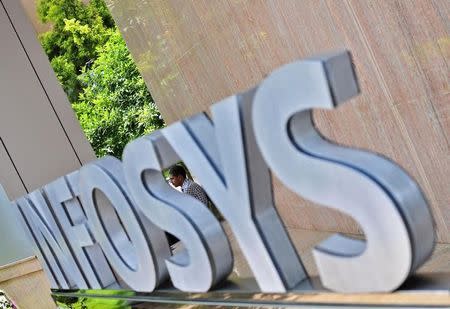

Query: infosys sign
[{"left": 9, "top": 51, "right": 436, "bottom": 294}]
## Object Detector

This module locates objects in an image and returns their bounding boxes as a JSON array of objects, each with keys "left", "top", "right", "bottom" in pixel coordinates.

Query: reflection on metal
[
  {"left": 162, "top": 94, "right": 306, "bottom": 292},
  {"left": 79, "top": 156, "right": 170, "bottom": 292},
  {"left": 8, "top": 51, "right": 437, "bottom": 298},
  {"left": 52, "top": 274, "right": 450, "bottom": 308},
  {"left": 44, "top": 172, "right": 117, "bottom": 289},
  {"left": 15, "top": 190, "right": 86, "bottom": 289},
  {"left": 123, "top": 132, "right": 233, "bottom": 292},
  {"left": 252, "top": 51, "right": 435, "bottom": 292}
]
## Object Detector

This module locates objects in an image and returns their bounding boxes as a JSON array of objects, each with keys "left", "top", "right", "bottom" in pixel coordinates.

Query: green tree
[
  {"left": 37, "top": 0, "right": 165, "bottom": 158},
  {"left": 38, "top": 0, "right": 113, "bottom": 102},
  {"left": 74, "top": 30, "right": 164, "bottom": 158}
]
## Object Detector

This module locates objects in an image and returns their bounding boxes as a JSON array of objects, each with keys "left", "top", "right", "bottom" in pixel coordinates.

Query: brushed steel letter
[
  {"left": 123, "top": 132, "right": 233, "bottom": 292},
  {"left": 15, "top": 190, "right": 87, "bottom": 289},
  {"left": 79, "top": 156, "right": 170, "bottom": 292},
  {"left": 44, "top": 172, "right": 117, "bottom": 289},
  {"left": 252, "top": 51, "right": 434, "bottom": 292},
  {"left": 163, "top": 96, "right": 306, "bottom": 292}
]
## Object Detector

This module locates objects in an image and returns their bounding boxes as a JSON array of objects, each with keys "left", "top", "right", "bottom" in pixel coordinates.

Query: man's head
[{"left": 169, "top": 165, "right": 186, "bottom": 187}]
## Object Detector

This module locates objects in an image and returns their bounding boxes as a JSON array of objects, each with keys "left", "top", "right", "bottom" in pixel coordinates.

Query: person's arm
[{"left": 185, "top": 183, "right": 209, "bottom": 206}]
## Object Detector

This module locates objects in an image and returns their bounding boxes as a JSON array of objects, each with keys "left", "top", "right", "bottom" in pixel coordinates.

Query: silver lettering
[
  {"left": 15, "top": 190, "right": 86, "bottom": 289},
  {"left": 252, "top": 51, "right": 434, "bottom": 292},
  {"left": 44, "top": 172, "right": 117, "bottom": 289},
  {"left": 162, "top": 96, "right": 306, "bottom": 292},
  {"left": 123, "top": 132, "right": 233, "bottom": 292},
  {"left": 79, "top": 156, "right": 169, "bottom": 292}
]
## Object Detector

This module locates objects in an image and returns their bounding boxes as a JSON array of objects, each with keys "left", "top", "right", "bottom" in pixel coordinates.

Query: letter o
[{"left": 79, "top": 156, "right": 160, "bottom": 292}]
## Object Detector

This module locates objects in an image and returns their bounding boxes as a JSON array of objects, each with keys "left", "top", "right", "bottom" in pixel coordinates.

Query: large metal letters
[
  {"left": 123, "top": 132, "right": 233, "bottom": 292},
  {"left": 79, "top": 156, "right": 170, "bottom": 292},
  {"left": 15, "top": 190, "right": 87, "bottom": 289},
  {"left": 8, "top": 51, "right": 435, "bottom": 294},
  {"left": 163, "top": 94, "right": 306, "bottom": 292},
  {"left": 252, "top": 51, "right": 435, "bottom": 292},
  {"left": 44, "top": 172, "right": 117, "bottom": 289}
]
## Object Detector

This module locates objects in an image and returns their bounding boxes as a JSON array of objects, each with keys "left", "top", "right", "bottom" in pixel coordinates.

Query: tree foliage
[
  {"left": 74, "top": 31, "right": 164, "bottom": 157},
  {"left": 37, "top": 0, "right": 164, "bottom": 158},
  {"left": 38, "top": 0, "right": 112, "bottom": 101}
]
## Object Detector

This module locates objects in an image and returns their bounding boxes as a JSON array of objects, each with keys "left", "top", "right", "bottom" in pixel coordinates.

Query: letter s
[
  {"left": 252, "top": 51, "right": 434, "bottom": 292},
  {"left": 123, "top": 132, "right": 233, "bottom": 292}
]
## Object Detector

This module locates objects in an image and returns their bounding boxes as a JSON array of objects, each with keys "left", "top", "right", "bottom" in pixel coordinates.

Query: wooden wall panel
[
  {"left": 107, "top": 0, "right": 450, "bottom": 242},
  {"left": 342, "top": 0, "right": 450, "bottom": 240}
]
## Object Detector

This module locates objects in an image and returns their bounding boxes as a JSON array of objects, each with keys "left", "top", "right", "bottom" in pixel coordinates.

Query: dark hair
[{"left": 169, "top": 165, "right": 186, "bottom": 178}]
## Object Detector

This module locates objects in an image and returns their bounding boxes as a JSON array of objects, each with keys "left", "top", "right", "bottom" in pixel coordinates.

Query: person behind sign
[{"left": 169, "top": 164, "right": 209, "bottom": 206}]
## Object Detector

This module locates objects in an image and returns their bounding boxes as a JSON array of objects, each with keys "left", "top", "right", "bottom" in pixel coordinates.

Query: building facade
[{"left": 0, "top": 0, "right": 448, "bottom": 307}]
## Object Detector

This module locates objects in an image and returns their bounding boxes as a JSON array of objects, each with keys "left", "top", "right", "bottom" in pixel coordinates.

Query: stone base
[{"left": 0, "top": 257, "right": 55, "bottom": 308}]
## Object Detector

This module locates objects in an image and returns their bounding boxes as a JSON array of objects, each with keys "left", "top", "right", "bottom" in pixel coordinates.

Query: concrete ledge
[
  {"left": 0, "top": 256, "right": 55, "bottom": 308},
  {"left": 0, "top": 256, "right": 42, "bottom": 283}
]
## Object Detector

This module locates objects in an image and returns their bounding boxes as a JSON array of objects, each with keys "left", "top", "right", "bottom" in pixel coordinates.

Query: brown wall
[{"left": 107, "top": 0, "right": 449, "bottom": 242}]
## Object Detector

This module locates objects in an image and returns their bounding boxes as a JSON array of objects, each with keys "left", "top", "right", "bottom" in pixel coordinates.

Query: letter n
[{"left": 14, "top": 190, "right": 87, "bottom": 289}]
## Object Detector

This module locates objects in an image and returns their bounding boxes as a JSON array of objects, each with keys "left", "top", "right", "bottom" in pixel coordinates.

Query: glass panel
[{"left": 0, "top": 185, "right": 32, "bottom": 266}]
